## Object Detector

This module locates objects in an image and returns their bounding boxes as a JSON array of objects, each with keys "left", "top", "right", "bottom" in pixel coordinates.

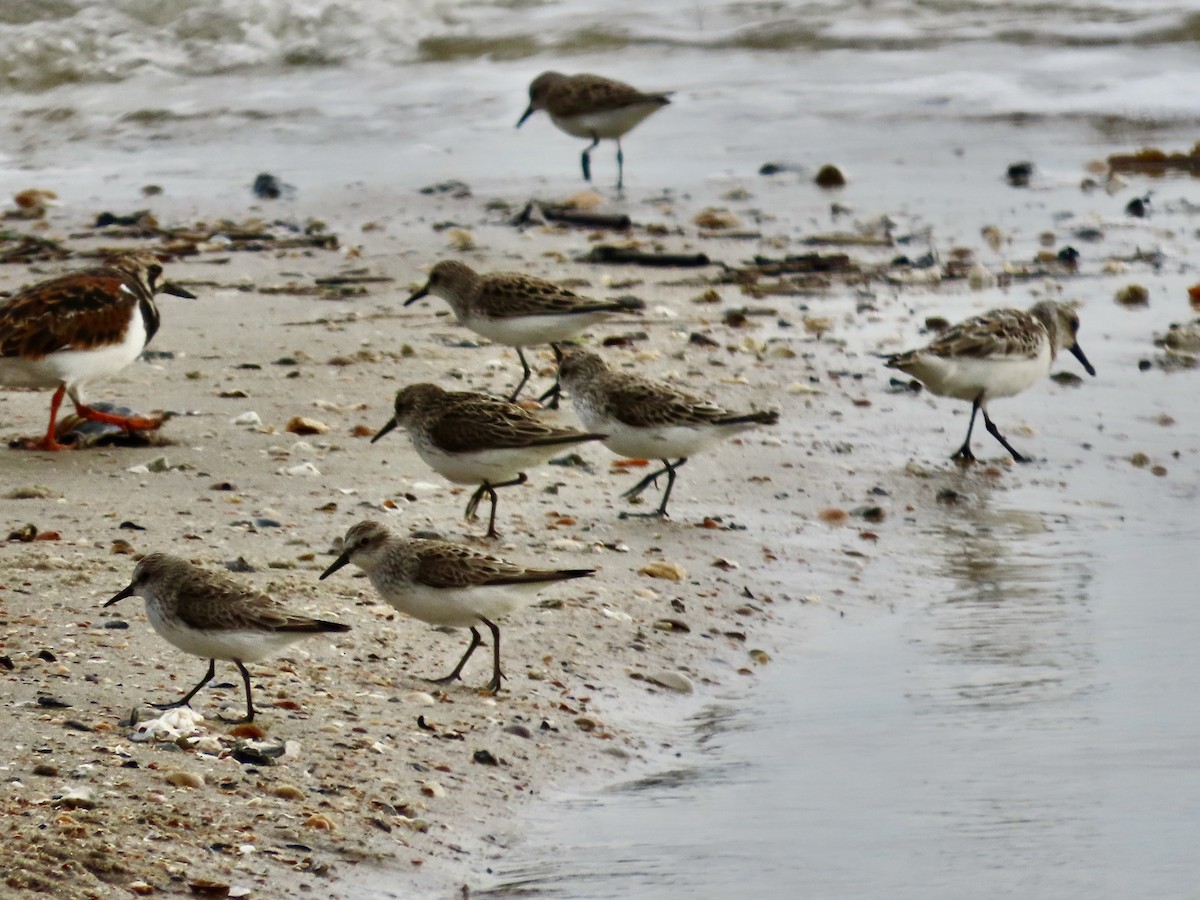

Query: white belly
[
  {"left": 413, "top": 438, "right": 563, "bottom": 485},
  {"left": 904, "top": 348, "right": 1051, "bottom": 403},
  {"left": 369, "top": 577, "right": 547, "bottom": 627},
  {"left": 147, "top": 601, "right": 301, "bottom": 663},
  {"left": 0, "top": 314, "right": 147, "bottom": 391},
  {"left": 571, "top": 399, "right": 729, "bottom": 460},
  {"left": 551, "top": 103, "right": 663, "bottom": 140},
  {"left": 462, "top": 311, "right": 610, "bottom": 347}
]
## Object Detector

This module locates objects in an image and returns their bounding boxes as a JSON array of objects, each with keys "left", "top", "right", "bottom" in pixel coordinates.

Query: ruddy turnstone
[
  {"left": 320, "top": 520, "right": 593, "bottom": 693},
  {"left": 372, "top": 382, "right": 606, "bottom": 538},
  {"left": 105, "top": 553, "right": 350, "bottom": 722},
  {"left": 405, "top": 260, "right": 643, "bottom": 403},
  {"left": 557, "top": 349, "right": 780, "bottom": 518},
  {"left": 885, "top": 299, "right": 1096, "bottom": 462},
  {"left": 516, "top": 71, "right": 671, "bottom": 190},
  {"left": 0, "top": 251, "right": 195, "bottom": 451}
]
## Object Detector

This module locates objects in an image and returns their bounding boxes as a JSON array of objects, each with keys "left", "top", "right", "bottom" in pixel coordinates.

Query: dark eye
[{"left": 147, "top": 264, "right": 163, "bottom": 289}]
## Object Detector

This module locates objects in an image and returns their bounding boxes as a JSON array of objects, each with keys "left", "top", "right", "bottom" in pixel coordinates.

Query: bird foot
[
  {"left": 21, "top": 434, "right": 72, "bottom": 451},
  {"left": 77, "top": 405, "right": 164, "bottom": 432}
]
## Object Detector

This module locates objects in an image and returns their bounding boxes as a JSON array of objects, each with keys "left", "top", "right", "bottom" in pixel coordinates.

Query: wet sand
[{"left": 2, "top": 113, "right": 1198, "bottom": 898}]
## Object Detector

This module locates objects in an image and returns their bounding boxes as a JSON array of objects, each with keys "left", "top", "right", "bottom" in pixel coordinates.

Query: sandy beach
[
  {"left": 2, "top": 6, "right": 1199, "bottom": 888},
  {"left": 0, "top": 178, "right": 857, "bottom": 897}
]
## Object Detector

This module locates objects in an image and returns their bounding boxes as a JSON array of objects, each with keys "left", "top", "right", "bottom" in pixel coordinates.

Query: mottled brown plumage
[
  {"left": 0, "top": 251, "right": 195, "bottom": 450},
  {"left": 371, "top": 383, "right": 605, "bottom": 537},
  {"left": 105, "top": 552, "right": 349, "bottom": 722},
  {"left": 321, "top": 520, "right": 594, "bottom": 692},
  {"left": 558, "top": 349, "right": 779, "bottom": 517},
  {"left": 884, "top": 299, "right": 1095, "bottom": 462},
  {"left": 405, "top": 260, "right": 643, "bottom": 403},
  {"left": 516, "top": 71, "right": 672, "bottom": 189}
]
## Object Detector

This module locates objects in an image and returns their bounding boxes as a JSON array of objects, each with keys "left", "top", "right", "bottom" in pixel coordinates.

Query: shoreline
[{"left": 2, "top": 106, "right": 1196, "bottom": 896}]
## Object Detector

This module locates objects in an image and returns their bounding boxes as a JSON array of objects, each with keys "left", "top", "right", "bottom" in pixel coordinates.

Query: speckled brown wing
[
  {"left": 475, "top": 273, "right": 613, "bottom": 318},
  {"left": 428, "top": 396, "right": 599, "bottom": 452},
  {"left": 414, "top": 541, "right": 593, "bottom": 589},
  {"left": 172, "top": 567, "right": 344, "bottom": 634},
  {"left": 0, "top": 268, "right": 143, "bottom": 360},
  {"left": 919, "top": 308, "right": 1043, "bottom": 361},
  {"left": 551, "top": 75, "right": 669, "bottom": 116},
  {"left": 595, "top": 372, "right": 731, "bottom": 428},
  {"left": 412, "top": 542, "right": 533, "bottom": 589}
]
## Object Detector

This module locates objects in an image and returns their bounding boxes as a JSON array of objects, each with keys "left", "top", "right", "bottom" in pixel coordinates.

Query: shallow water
[{"left": 482, "top": 468, "right": 1200, "bottom": 898}]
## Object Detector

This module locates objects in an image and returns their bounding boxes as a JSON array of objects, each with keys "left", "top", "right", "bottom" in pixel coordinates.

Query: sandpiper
[
  {"left": 0, "top": 251, "right": 195, "bottom": 451},
  {"left": 516, "top": 71, "right": 671, "bottom": 190},
  {"left": 557, "top": 349, "right": 780, "bottom": 518},
  {"left": 372, "top": 382, "right": 606, "bottom": 538},
  {"left": 405, "top": 259, "right": 643, "bottom": 403},
  {"left": 885, "top": 299, "right": 1095, "bottom": 462},
  {"left": 320, "top": 520, "right": 593, "bottom": 693},
  {"left": 105, "top": 553, "right": 350, "bottom": 723}
]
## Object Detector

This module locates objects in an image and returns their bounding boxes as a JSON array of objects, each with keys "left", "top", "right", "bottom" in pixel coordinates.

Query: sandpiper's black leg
[
  {"left": 234, "top": 660, "right": 255, "bottom": 723},
  {"left": 581, "top": 135, "right": 599, "bottom": 182},
  {"left": 510, "top": 347, "right": 533, "bottom": 402},
  {"left": 480, "top": 616, "right": 503, "bottom": 694},
  {"left": 428, "top": 626, "right": 483, "bottom": 685},
  {"left": 153, "top": 658, "right": 216, "bottom": 711},
  {"left": 616, "top": 139, "right": 624, "bottom": 191},
  {"left": 950, "top": 396, "right": 983, "bottom": 463},
  {"left": 464, "top": 474, "right": 528, "bottom": 537},
  {"left": 464, "top": 484, "right": 488, "bottom": 521},
  {"left": 535, "top": 379, "right": 562, "bottom": 409},
  {"left": 620, "top": 458, "right": 688, "bottom": 518},
  {"left": 534, "top": 344, "right": 564, "bottom": 409},
  {"left": 982, "top": 407, "right": 1030, "bottom": 463}
]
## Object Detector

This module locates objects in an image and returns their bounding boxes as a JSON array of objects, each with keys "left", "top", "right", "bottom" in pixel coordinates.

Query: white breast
[
  {"left": 369, "top": 578, "right": 548, "bottom": 628},
  {"left": 550, "top": 102, "right": 663, "bottom": 140},
  {"left": 462, "top": 311, "right": 611, "bottom": 347},
  {"left": 0, "top": 310, "right": 147, "bottom": 391}
]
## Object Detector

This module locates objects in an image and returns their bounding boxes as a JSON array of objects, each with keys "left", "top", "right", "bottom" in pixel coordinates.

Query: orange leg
[
  {"left": 28, "top": 385, "right": 71, "bottom": 451},
  {"left": 72, "top": 402, "right": 163, "bottom": 433}
]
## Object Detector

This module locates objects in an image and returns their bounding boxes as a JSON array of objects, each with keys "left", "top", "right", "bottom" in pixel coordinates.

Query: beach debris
[
  {"left": 694, "top": 208, "right": 739, "bottom": 230},
  {"left": 638, "top": 561, "right": 687, "bottom": 581},
  {"left": 1006, "top": 161, "right": 1034, "bottom": 187},
  {"left": 446, "top": 228, "right": 475, "bottom": 251},
  {"left": 1107, "top": 142, "right": 1200, "bottom": 176},
  {"left": 95, "top": 209, "right": 156, "bottom": 229},
  {"left": 419, "top": 180, "right": 471, "bottom": 198},
  {"left": 54, "top": 787, "right": 97, "bottom": 810},
  {"left": 252, "top": 172, "right": 294, "bottom": 200},
  {"left": 513, "top": 200, "right": 632, "bottom": 230},
  {"left": 646, "top": 670, "right": 694, "bottom": 693},
  {"left": 129, "top": 707, "right": 206, "bottom": 743},
  {"left": 4, "top": 484, "right": 55, "bottom": 499},
  {"left": 1115, "top": 284, "right": 1150, "bottom": 307},
  {"left": 285, "top": 415, "right": 330, "bottom": 435},
  {"left": 583, "top": 245, "right": 711, "bottom": 267},
  {"left": 7, "top": 188, "right": 57, "bottom": 219},
  {"left": 1158, "top": 319, "right": 1200, "bottom": 352},
  {"left": 165, "top": 770, "right": 205, "bottom": 789},
  {"left": 1125, "top": 194, "right": 1151, "bottom": 217},
  {"left": 760, "top": 161, "right": 803, "bottom": 175},
  {"left": 814, "top": 164, "right": 846, "bottom": 188},
  {"left": 46, "top": 401, "right": 167, "bottom": 449}
]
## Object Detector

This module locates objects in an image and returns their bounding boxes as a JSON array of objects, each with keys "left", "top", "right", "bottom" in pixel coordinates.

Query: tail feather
[
  {"left": 487, "top": 568, "right": 596, "bottom": 587},
  {"left": 717, "top": 409, "right": 779, "bottom": 427},
  {"left": 279, "top": 619, "right": 351, "bottom": 634}
]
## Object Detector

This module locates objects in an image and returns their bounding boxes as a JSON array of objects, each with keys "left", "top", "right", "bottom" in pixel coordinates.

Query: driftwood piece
[
  {"left": 583, "top": 245, "right": 712, "bottom": 267},
  {"left": 514, "top": 201, "right": 632, "bottom": 230}
]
